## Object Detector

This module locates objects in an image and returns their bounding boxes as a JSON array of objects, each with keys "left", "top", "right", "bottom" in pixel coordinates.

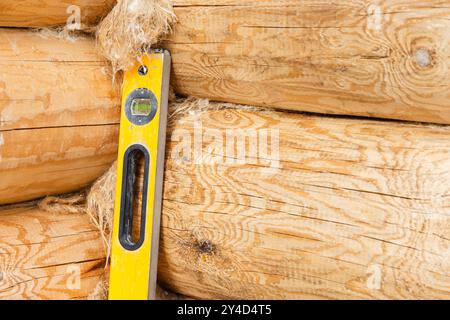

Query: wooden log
[
  {"left": 165, "top": 0, "right": 450, "bottom": 124},
  {"left": 0, "top": 28, "right": 119, "bottom": 130},
  {"left": 0, "top": 28, "right": 120, "bottom": 205},
  {"left": 0, "top": 0, "right": 115, "bottom": 28},
  {"left": 0, "top": 204, "right": 105, "bottom": 300},
  {"left": 158, "top": 106, "right": 450, "bottom": 299},
  {"left": 0, "top": 204, "right": 189, "bottom": 300},
  {"left": 0, "top": 124, "right": 119, "bottom": 205}
]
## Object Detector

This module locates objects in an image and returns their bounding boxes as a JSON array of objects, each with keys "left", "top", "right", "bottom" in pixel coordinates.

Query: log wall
[
  {"left": 2, "top": 1, "right": 449, "bottom": 202},
  {"left": 0, "top": 2, "right": 449, "bottom": 300},
  {"left": 1, "top": 106, "right": 449, "bottom": 299},
  {"left": 1, "top": 104, "right": 449, "bottom": 299}
]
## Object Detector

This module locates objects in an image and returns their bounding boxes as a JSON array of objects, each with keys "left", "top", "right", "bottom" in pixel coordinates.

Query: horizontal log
[
  {"left": 0, "top": 125, "right": 119, "bottom": 205},
  {"left": 0, "top": 28, "right": 120, "bottom": 205},
  {"left": 0, "top": 29, "right": 119, "bottom": 131},
  {"left": 0, "top": 0, "right": 115, "bottom": 28},
  {"left": 165, "top": 0, "right": 450, "bottom": 124},
  {"left": 158, "top": 106, "right": 450, "bottom": 299},
  {"left": 0, "top": 205, "right": 105, "bottom": 300},
  {"left": 1, "top": 2, "right": 449, "bottom": 123},
  {"left": 0, "top": 205, "right": 189, "bottom": 300}
]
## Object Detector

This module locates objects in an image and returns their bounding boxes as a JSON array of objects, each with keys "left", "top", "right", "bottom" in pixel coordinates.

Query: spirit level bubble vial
[{"left": 109, "top": 50, "right": 171, "bottom": 300}]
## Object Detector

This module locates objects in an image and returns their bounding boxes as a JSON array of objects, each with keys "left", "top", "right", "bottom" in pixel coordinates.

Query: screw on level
[{"left": 138, "top": 65, "right": 148, "bottom": 76}]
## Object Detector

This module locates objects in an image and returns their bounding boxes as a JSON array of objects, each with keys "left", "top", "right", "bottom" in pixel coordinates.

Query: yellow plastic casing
[{"left": 109, "top": 51, "right": 170, "bottom": 300}]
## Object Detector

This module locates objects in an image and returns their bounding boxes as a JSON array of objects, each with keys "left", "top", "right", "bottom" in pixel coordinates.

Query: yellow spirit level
[{"left": 109, "top": 50, "right": 171, "bottom": 300}]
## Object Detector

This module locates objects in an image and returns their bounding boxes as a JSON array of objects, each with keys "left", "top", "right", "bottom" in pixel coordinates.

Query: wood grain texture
[
  {"left": 0, "top": 28, "right": 120, "bottom": 130},
  {"left": 0, "top": 205, "right": 105, "bottom": 300},
  {"left": 0, "top": 124, "right": 119, "bottom": 205},
  {"left": 163, "top": 0, "right": 450, "bottom": 124},
  {"left": 2, "top": 106, "right": 448, "bottom": 299},
  {"left": 0, "top": 0, "right": 115, "bottom": 28},
  {"left": 0, "top": 204, "right": 188, "bottom": 300},
  {"left": 158, "top": 106, "right": 450, "bottom": 299},
  {"left": 0, "top": 28, "right": 120, "bottom": 205}
]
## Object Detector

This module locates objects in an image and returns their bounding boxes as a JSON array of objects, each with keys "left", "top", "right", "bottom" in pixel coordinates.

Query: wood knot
[
  {"left": 414, "top": 48, "right": 432, "bottom": 68},
  {"left": 224, "top": 112, "right": 233, "bottom": 121},
  {"left": 197, "top": 239, "right": 214, "bottom": 254},
  {"left": 411, "top": 37, "right": 437, "bottom": 70}
]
